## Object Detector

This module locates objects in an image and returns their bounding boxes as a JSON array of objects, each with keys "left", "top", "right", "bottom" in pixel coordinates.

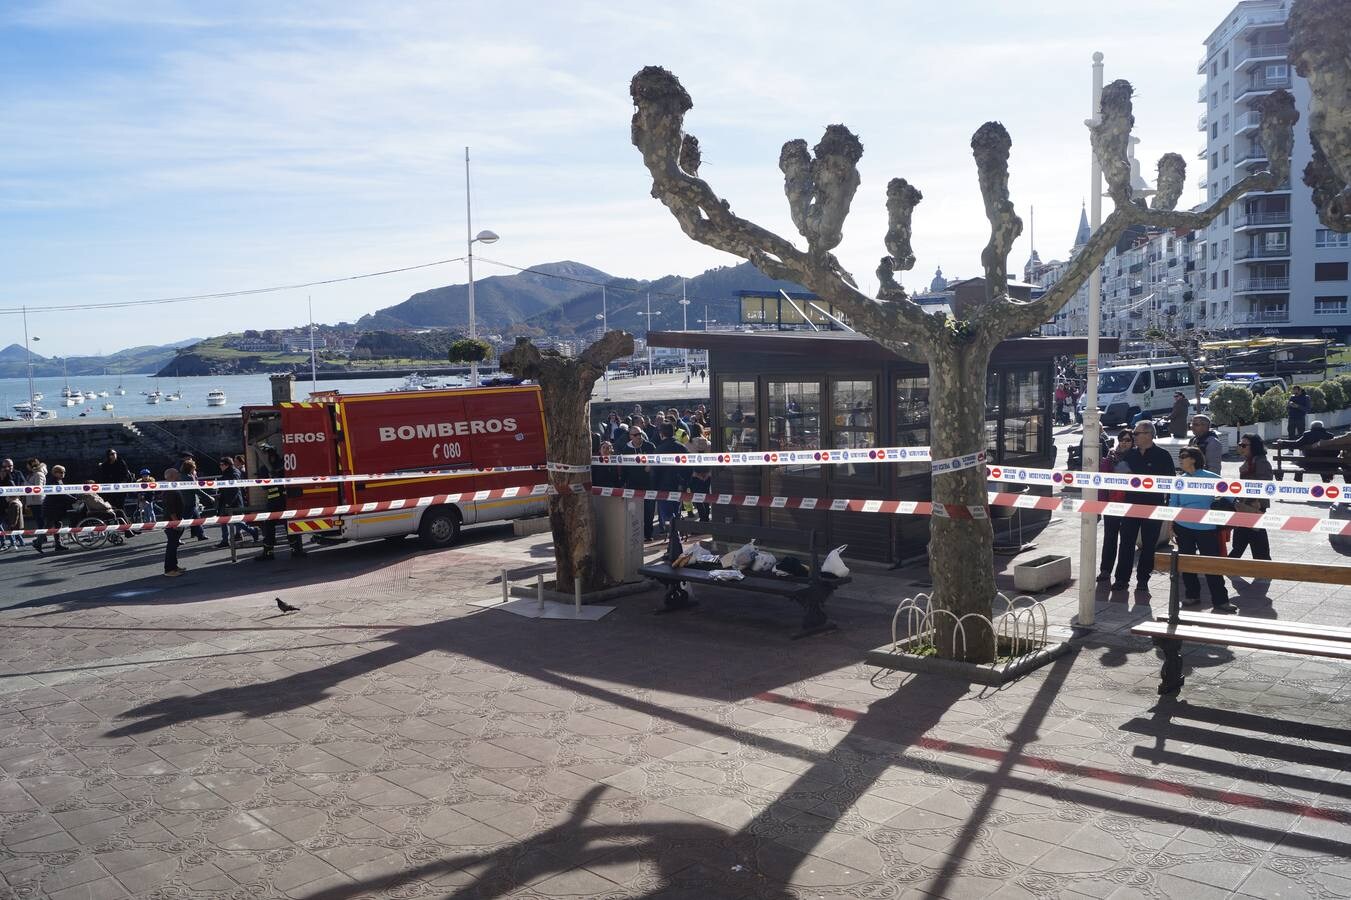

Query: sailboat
[{"left": 114, "top": 384, "right": 126, "bottom": 396}]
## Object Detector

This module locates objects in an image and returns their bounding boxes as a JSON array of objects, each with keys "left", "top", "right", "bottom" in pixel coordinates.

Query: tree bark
[
  {"left": 500, "top": 333, "right": 634, "bottom": 593},
  {"left": 927, "top": 344, "right": 995, "bottom": 661}
]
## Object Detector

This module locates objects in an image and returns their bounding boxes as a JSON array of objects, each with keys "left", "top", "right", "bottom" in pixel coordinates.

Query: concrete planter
[
  {"left": 1012, "top": 554, "right": 1071, "bottom": 593},
  {"left": 865, "top": 632, "right": 1074, "bottom": 686}
]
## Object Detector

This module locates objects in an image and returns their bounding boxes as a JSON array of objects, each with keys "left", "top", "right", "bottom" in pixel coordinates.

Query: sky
[{"left": 1, "top": 0, "right": 1240, "bottom": 356}]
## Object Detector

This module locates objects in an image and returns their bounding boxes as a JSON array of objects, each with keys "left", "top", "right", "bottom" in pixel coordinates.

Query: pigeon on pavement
[{"left": 276, "top": 597, "right": 300, "bottom": 614}]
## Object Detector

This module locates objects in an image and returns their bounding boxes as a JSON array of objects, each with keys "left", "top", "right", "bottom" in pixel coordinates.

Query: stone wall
[{"left": 0, "top": 414, "right": 243, "bottom": 481}]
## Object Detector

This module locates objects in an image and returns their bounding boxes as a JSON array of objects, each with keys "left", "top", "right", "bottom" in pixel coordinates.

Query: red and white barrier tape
[
  {"left": 590, "top": 486, "right": 1351, "bottom": 536},
  {"left": 0, "top": 463, "right": 549, "bottom": 498},
  {"left": 985, "top": 463, "right": 1345, "bottom": 504},
  {"left": 8, "top": 483, "right": 581, "bottom": 538}
]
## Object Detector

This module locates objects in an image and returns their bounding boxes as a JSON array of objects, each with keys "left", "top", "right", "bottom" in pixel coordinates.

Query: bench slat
[
  {"left": 1132, "top": 621, "right": 1351, "bottom": 660},
  {"left": 1153, "top": 612, "right": 1351, "bottom": 643},
  {"left": 1153, "top": 551, "right": 1351, "bottom": 585},
  {"left": 672, "top": 519, "right": 813, "bottom": 551}
]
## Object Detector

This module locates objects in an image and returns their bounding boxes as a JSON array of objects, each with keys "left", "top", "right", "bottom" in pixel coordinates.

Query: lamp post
[
  {"left": 595, "top": 285, "right": 610, "bottom": 399},
  {"left": 1079, "top": 51, "right": 1105, "bottom": 629},
  {"left": 679, "top": 279, "right": 691, "bottom": 379},
  {"left": 637, "top": 292, "right": 662, "bottom": 383},
  {"left": 465, "top": 147, "right": 499, "bottom": 387},
  {"left": 22, "top": 307, "right": 36, "bottom": 427}
]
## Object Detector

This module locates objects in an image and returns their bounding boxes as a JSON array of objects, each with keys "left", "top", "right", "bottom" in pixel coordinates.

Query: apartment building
[{"left": 1199, "top": 0, "right": 1351, "bottom": 338}]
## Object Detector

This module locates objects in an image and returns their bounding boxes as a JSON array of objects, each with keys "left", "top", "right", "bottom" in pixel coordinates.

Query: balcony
[
  {"left": 1236, "top": 147, "right": 1269, "bottom": 166},
  {"left": 1238, "top": 43, "right": 1289, "bottom": 68},
  {"left": 1235, "top": 110, "right": 1263, "bottom": 134},
  {"left": 1233, "top": 277, "right": 1290, "bottom": 293},
  {"left": 1237, "top": 72, "right": 1291, "bottom": 102},
  {"left": 1234, "top": 210, "right": 1292, "bottom": 229},
  {"left": 1197, "top": 113, "right": 1208, "bottom": 131},
  {"left": 1197, "top": 146, "right": 1207, "bottom": 160},
  {"left": 1241, "top": 180, "right": 1291, "bottom": 198},
  {"left": 1235, "top": 11, "right": 1289, "bottom": 34},
  {"left": 1198, "top": 56, "right": 1208, "bottom": 76},
  {"left": 1235, "top": 308, "right": 1290, "bottom": 324},
  {"left": 1197, "top": 176, "right": 1211, "bottom": 191},
  {"left": 1236, "top": 244, "right": 1291, "bottom": 261},
  {"left": 1198, "top": 84, "right": 1208, "bottom": 102}
]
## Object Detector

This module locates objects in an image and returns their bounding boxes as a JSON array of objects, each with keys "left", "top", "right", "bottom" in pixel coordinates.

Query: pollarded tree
[
  {"left": 1290, "top": 0, "right": 1351, "bottom": 233},
  {"left": 630, "top": 67, "right": 1297, "bottom": 661},
  {"left": 500, "top": 332, "right": 634, "bottom": 593}
]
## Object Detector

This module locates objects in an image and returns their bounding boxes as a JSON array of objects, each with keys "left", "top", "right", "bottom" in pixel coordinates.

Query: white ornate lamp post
[{"left": 464, "top": 147, "right": 499, "bottom": 387}]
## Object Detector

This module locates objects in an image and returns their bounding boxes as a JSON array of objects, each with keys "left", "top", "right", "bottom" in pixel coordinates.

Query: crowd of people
[
  {"left": 1092, "top": 408, "right": 1347, "bottom": 612},
  {"left": 0, "top": 446, "right": 287, "bottom": 575},
  {"left": 592, "top": 403, "right": 713, "bottom": 541}
]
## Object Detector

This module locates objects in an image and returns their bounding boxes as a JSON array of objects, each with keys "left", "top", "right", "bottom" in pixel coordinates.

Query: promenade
[{"left": 2, "top": 463, "right": 1350, "bottom": 898}]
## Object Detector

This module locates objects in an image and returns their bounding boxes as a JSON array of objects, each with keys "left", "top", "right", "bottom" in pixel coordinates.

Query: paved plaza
[{"left": 3, "top": 474, "right": 1351, "bottom": 898}]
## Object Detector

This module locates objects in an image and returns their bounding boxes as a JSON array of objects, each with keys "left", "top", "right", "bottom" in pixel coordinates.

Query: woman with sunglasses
[
  {"left": 1171, "top": 447, "right": 1236, "bottom": 612},
  {"left": 1230, "top": 432, "right": 1273, "bottom": 560},
  {"left": 1096, "top": 429, "right": 1135, "bottom": 584}
]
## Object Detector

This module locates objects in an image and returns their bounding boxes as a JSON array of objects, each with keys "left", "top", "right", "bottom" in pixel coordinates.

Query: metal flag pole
[
  {"left": 308, "top": 295, "right": 318, "bottom": 394},
  {"left": 465, "top": 147, "right": 478, "bottom": 388},
  {"left": 1078, "top": 51, "right": 1105, "bottom": 629}
]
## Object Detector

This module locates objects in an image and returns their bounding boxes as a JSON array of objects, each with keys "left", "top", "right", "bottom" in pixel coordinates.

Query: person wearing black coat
[
  {"left": 95, "top": 448, "right": 135, "bottom": 518},
  {"left": 620, "top": 426, "right": 657, "bottom": 541},
  {"left": 32, "top": 465, "right": 73, "bottom": 555},
  {"left": 1111, "top": 421, "right": 1177, "bottom": 591},
  {"left": 215, "top": 457, "right": 260, "bottom": 547},
  {"left": 650, "top": 423, "right": 689, "bottom": 538}
]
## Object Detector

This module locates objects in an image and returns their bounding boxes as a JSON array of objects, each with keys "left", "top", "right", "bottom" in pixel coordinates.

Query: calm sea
[{"left": 0, "top": 372, "right": 439, "bottom": 422}]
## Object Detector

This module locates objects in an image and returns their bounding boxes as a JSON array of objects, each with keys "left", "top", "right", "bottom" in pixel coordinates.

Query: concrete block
[
  {"left": 1013, "top": 554, "right": 1072, "bottom": 593},
  {"left": 512, "top": 515, "right": 552, "bottom": 537}
]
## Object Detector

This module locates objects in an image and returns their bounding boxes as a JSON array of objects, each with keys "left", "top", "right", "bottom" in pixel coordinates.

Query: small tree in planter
[
  {"left": 1321, "top": 381, "right": 1347, "bottom": 411},
  {"left": 1306, "top": 384, "right": 1328, "bottom": 414},
  {"left": 1254, "top": 387, "right": 1288, "bottom": 427},
  {"left": 1209, "top": 384, "right": 1255, "bottom": 430}
]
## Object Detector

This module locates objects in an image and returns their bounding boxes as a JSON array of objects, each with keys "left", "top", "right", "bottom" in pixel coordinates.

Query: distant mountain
[
  {"left": 359, "top": 261, "right": 612, "bottom": 331},
  {"left": 0, "top": 339, "right": 198, "bottom": 380},
  {"left": 521, "top": 261, "right": 805, "bottom": 335}
]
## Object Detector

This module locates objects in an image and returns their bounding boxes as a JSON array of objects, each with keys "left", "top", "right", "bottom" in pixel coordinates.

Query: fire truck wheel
[{"left": 419, "top": 507, "right": 461, "bottom": 548}]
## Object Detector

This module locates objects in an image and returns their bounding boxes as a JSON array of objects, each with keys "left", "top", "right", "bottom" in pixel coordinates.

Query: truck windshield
[{"left": 1097, "top": 372, "right": 1136, "bottom": 394}]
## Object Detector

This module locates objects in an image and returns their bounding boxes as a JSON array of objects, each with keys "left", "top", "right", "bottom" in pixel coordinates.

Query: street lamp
[
  {"left": 679, "top": 278, "right": 691, "bottom": 380},
  {"left": 637, "top": 292, "right": 662, "bottom": 383},
  {"left": 465, "top": 147, "right": 499, "bottom": 387},
  {"left": 22, "top": 308, "right": 37, "bottom": 427},
  {"left": 595, "top": 285, "right": 610, "bottom": 399}
]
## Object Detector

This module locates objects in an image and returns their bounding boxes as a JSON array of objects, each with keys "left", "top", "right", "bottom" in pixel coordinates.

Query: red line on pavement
[{"left": 752, "top": 690, "right": 1349, "bottom": 824}]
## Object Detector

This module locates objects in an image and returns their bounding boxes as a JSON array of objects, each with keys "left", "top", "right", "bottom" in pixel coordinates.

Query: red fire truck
[{"left": 242, "top": 385, "right": 548, "bottom": 547}]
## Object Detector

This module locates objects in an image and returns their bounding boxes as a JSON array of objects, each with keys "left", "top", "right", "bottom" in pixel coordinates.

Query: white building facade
[{"left": 1199, "top": 0, "right": 1351, "bottom": 339}]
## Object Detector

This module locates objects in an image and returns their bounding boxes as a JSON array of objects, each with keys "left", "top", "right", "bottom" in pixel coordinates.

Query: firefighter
[{"left": 254, "top": 444, "right": 307, "bottom": 562}]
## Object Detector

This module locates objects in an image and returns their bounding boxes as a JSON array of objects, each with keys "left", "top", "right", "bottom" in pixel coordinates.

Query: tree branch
[
  {"left": 1290, "top": 0, "right": 1351, "bottom": 232},
  {"left": 630, "top": 65, "right": 943, "bottom": 360},
  {"left": 971, "top": 122, "right": 1023, "bottom": 313}
]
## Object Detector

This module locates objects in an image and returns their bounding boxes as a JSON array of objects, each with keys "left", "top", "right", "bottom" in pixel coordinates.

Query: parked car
[
  {"left": 1077, "top": 362, "right": 1198, "bottom": 426},
  {"left": 1191, "top": 373, "right": 1289, "bottom": 413}
]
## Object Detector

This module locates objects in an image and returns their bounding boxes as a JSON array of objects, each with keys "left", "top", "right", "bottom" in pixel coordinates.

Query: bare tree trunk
[
  {"left": 500, "top": 333, "right": 634, "bottom": 593},
  {"left": 928, "top": 346, "right": 996, "bottom": 662}
]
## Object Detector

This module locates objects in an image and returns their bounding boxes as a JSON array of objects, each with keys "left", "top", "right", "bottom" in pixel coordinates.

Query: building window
[
  {"left": 719, "top": 380, "right": 758, "bottom": 451},
  {"left": 1211, "top": 243, "right": 1218, "bottom": 260},
  {"left": 1222, "top": 113, "right": 1230, "bottom": 132},
  {"left": 1221, "top": 82, "right": 1229, "bottom": 101},
  {"left": 1222, "top": 50, "right": 1229, "bottom": 68},
  {"left": 1211, "top": 152, "right": 1219, "bottom": 171},
  {"left": 1210, "top": 183, "right": 1218, "bottom": 200},
  {"left": 1315, "top": 296, "right": 1348, "bottom": 316},
  {"left": 1003, "top": 370, "right": 1045, "bottom": 459},
  {"left": 1221, "top": 238, "right": 1229, "bottom": 256},
  {"left": 1222, "top": 176, "right": 1230, "bottom": 192},
  {"left": 1315, "top": 262, "right": 1349, "bottom": 282},
  {"left": 1222, "top": 144, "right": 1230, "bottom": 163},
  {"left": 1211, "top": 273, "right": 1218, "bottom": 290},
  {"left": 767, "top": 380, "right": 822, "bottom": 474},
  {"left": 1316, "top": 229, "right": 1351, "bottom": 248},
  {"left": 740, "top": 296, "right": 765, "bottom": 324},
  {"left": 1211, "top": 91, "right": 1218, "bottom": 109},
  {"left": 1211, "top": 122, "right": 1219, "bottom": 140},
  {"left": 1211, "top": 61, "right": 1218, "bottom": 77},
  {"left": 1222, "top": 208, "right": 1229, "bottom": 226},
  {"left": 1265, "top": 231, "right": 1288, "bottom": 251},
  {"left": 829, "top": 379, "right": 877, "bottom": 483},
  {"left": 1265, "top": 63, "right": 1286, "bottom": 80},
  {"left": 894, "top": 377, "right": 930, "bottom": 479},
  {"left": 1222, "top": 270, "right": 1229, "bottom": 288}
]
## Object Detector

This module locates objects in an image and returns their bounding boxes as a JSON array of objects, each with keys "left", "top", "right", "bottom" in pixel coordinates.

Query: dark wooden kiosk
[{"left": 649, "top": 306, "right": 1114, "bottom": 566}]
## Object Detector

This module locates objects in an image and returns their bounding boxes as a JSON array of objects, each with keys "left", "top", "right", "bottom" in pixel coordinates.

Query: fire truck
[{"left": 241, "top": 385, "right": 548, "bottom": 547}]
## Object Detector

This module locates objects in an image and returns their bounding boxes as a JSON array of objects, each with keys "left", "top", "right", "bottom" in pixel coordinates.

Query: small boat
[
  {"left": 63, "top": 394, "right": 80, "bottom": 407},
  {"left": 31, "top": 391, "right": 42, "bottom": 401},
  {"left": 60, "top": 386, "right": 78, "bottom": 399},
  {"left": 146, "top": 391, "right": 162, "bottom": 405},
  {"left": 97, "top": 391, "right": 109, "bottom": 398},
  {"left": 13, "top": 402, "right": 55, "bottom": 420},
  {"left": 102, "top": 402, "right": 115, "bottom": 411},
  {"left": 206, "top": 389, "right": 227, "bottom": 407},
  {"left": 395, "top": 373, "right": 426, "bottom": 392},
  {"left": 114, "top": 385, "right": 126, "bottom": 396}
]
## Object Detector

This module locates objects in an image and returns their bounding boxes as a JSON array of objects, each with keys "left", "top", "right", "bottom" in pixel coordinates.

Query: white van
[{"left": 1077, "top": 363, "right": 1196, "bottom": 426}]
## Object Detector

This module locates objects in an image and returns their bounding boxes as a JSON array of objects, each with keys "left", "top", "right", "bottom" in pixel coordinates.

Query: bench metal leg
[
  {"left": 657, "top": 581, "right": 696, "bottom": 614},
  {"left": 1154, "top": 637, "right": 1185, "bottom": 696},
  {"left": 792, "top": 590, "right": 837, "bottom": 639}
]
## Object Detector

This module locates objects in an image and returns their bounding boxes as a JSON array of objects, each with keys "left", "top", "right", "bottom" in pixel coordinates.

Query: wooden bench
[
  {"left": 1130, "top": 550, "right": 1351, "bottom": 696},
  {"left": 639, "top": 517, "right": 850, "bottom": 638},
  {"left": 1272, "top": 444, "right": 1348, "bottom": 482}
]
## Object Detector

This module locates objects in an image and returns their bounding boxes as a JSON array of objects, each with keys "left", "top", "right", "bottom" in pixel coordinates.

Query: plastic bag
[
  {"left": 687, "top": 543, "right": 720, "bottom": 564},
  {"left": 773, "top": 556, "right": 810, "bottom": 578},
  {"left": 821, "top": 544, "right": 850, "bottom": 579},
  {"left": 722, "top": 540, "right": 757, "bottom": 569},
  {"left": 750, "top": 550, "right": 777, "bottom": 573}
]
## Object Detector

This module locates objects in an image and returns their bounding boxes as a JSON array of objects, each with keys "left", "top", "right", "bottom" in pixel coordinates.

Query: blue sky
[{"left": 2, "top": 0, "right": 1235, "bottom": 355}]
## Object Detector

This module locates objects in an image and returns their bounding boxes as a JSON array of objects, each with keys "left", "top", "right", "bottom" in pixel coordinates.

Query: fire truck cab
[{"left": 242, "top": 385, "right": 548, "bottom": 547}]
